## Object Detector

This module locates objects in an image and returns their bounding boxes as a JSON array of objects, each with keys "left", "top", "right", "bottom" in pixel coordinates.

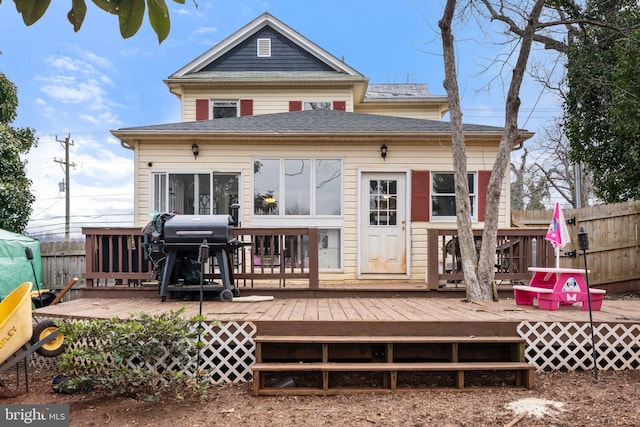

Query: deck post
[
  {"left": 426, "top": 229, "right": 439, "bottom": 290},
  {"left": 308, "top": 228, "right": 319, "bottom": 290}
]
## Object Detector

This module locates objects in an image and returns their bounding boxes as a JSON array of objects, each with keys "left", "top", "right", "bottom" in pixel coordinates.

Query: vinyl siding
[
  {"left": 182, "top": 88, "right": 355, "bottom": 121},
  {"left": 202, "top": 26, "right": 335, "bottom": 72},
  {"left": 135, "top": 138, "right": 506, "bottom": 284}
]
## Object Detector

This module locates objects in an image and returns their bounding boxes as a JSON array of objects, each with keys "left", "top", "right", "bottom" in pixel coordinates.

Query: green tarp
[{"left": 0, "top": 229, "right": 42, "bottom": 300}]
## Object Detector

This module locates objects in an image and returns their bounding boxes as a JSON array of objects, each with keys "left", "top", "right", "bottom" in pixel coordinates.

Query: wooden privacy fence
[
  {"left": 512, "top": 200, "right": 640, "bottom": 291},
  {"left": 39, "top": 241, "right": 85, "bottom": 290}
]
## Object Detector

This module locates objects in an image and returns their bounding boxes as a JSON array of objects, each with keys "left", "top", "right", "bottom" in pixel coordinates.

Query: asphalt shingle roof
[{"left": 115, "top": 109, "right": 505, "bottom": 134}]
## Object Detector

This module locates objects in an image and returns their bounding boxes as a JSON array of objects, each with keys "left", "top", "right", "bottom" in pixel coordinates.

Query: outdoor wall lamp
[
  {"left": 380, "top": 144, "right": 387, "bottom": 161},
  {"left": 192, "top": 142, "right": 199, "bottom": 159}
]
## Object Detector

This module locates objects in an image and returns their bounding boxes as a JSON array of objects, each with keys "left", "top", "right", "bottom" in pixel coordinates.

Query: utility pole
[{"left": 54, "top": 134, "right": 76, "bottom": 242}]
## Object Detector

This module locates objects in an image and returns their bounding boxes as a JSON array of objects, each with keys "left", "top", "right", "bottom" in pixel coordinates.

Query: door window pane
[
  {"left": 315, "top": 160, "right": 341, "bottom": 215},
  {"left": 369, "top": 179, "right": 397, "bottom": 226}
]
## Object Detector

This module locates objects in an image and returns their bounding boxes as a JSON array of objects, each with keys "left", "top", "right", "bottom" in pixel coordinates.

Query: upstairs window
[
  {"left": 212, "top": 100, "right": 237, "bottom": 119},
  {"left": 257, "top": 38, "right": 271, "bottom": 57},
  {"left": 304, "top": 101, "right": 332, "bottom": 110}
]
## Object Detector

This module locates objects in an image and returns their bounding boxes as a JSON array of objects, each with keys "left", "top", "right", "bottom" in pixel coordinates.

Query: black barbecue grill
[
  {"left": 146, "top": 209, "right": 246, "bottom": 302},
  {"left": 163, "top": 215, "right": 234, "bottom": 246}
]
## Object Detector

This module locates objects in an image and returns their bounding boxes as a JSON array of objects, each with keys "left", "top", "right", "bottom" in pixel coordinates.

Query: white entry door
[{"left": 360, "top": 172, "right": 407, "bottom": 274}]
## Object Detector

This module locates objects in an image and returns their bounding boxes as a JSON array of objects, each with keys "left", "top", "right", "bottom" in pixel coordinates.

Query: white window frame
[
  {"left": 252, "top": 158, "right": 343, "bottom": 219},
  {"left": 212, "top": 100, "right": 238, "bottom": 119},
  {"left": 251, "top": 158, "right": 344, "bottom": 271},
  {"left": 431, "top": 172, "right": 477, "bottom": 220}
]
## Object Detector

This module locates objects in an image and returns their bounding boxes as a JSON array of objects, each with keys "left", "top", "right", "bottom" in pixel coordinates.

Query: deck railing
[
  {"left": 83, "top": 227, "right": 151, "bottom": 286},
  {"left": 427, "top": 228, "right": 555, "bottom": 288},
  {"left": 82, "top": 227, "right": 319, "bottom": 289},
  {"left": 83, "top": 227, "right": 555, "bottom": 290}
]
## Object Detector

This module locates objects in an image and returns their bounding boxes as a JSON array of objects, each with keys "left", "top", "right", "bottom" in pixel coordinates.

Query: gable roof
[
  {"left": 113, "top": 110, "right": 531, "bottom": 149},
  {"left": 169, "top": 12, "right": 364, "bottom": 79}
]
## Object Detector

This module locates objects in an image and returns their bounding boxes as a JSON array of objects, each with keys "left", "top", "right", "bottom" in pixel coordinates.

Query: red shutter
[
  {"left": 333, "top": 101, "right": 346, "bottom": 111},
  {"left": 477, "top": 170, "right": 491, "bottom": 222},
  {"left": 240, "top": 99, "right": 253, "bottom": 116},
  {"left": 411, "top": 170, "right": 430, "bottom": 221},
  {"left": 195, "top": 99, "right": 209, "bottom": 121},
  {"left": 289, "top": 101, "right": 302, "bottom": 111}
]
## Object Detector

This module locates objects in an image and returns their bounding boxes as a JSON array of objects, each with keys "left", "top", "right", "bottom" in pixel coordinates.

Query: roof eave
[
  {"left": 164, "top": 75, "right": 370, "bottom": 98},
  {"left": 113, "top": 129, "right": 520, "bottom": 148}
]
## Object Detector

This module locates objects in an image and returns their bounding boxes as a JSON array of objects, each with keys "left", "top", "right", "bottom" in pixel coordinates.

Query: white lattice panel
[
  {"left": 198, "top": 321, "right": 257, "bottom": 383},
  {"left": 26, "top": 318, "right": 639, "bottom": 383},
  {"left": 51, "top": 321, "right": 256, "bottom": 386},
  {"left": 518, "top": 321, "right": 640, "bottom": 372}
]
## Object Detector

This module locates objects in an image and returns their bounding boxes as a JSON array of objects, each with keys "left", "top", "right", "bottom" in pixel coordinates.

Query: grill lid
[{"left": 163, "top": 215, "right": 234, "bottom": 245}]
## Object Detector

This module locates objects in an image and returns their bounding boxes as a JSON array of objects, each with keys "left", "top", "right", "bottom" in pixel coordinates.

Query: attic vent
[{"left": 257, "top": 38, "right": 271, "bottom": 57}]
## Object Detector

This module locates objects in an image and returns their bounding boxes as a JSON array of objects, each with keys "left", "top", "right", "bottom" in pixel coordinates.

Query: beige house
[{"left": 112, "top": 12, "right": 530, "bottom": 286}]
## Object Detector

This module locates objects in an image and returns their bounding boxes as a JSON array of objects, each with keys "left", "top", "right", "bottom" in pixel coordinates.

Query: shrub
[{"left": 56, "top": 308, "right": 212, "bottom": 399}]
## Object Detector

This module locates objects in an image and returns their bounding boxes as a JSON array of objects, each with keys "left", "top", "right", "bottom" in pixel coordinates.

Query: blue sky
[{"left": 0, "top": 1, "right": 562, "bottom": 239}]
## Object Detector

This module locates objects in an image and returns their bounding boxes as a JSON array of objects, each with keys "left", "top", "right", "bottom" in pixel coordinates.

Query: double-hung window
[{"left": 431, "top": 172, "right": 477, "bottom": 218}]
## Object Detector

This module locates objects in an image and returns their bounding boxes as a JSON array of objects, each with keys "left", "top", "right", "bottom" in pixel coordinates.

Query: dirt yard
[{"left": 2, "top": 369, "right": 639, "bottom": 426}]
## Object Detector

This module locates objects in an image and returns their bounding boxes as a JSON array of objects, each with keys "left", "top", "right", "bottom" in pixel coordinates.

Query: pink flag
[{"left": 545, "top": 202, "right": 571, "bottom": 249}]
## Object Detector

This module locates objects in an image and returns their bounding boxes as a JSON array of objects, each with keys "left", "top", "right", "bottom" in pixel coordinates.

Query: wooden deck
[
  {"left": 34, "top": 295, "right": 640, "bottom": 326},
  {"left": 34, "top": 294, "right": 640, "bottom": 393}
]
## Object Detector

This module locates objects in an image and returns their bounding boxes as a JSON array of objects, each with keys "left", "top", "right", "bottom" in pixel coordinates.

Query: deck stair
[{"left": 252, "top": 334, "right": 535, "bottom": 395}]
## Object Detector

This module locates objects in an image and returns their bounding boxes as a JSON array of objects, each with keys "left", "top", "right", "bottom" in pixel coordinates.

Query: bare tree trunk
[
  {"left": 439, "top": 0, "right": 482, "bottom": 300},
  {"left": 440, "top": 0, "right": 546, "bottom": 301}
]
